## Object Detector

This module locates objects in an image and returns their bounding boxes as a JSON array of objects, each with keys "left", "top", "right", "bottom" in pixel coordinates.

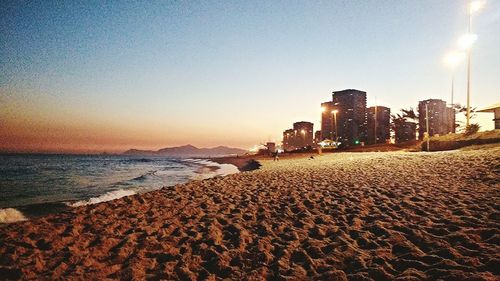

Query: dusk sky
[{"left": 1, "top": 0, "right": 499, "bottom": 153}]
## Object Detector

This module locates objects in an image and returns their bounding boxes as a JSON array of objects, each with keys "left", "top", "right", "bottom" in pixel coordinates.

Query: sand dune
[{"left": 1, "top": 147, "right": 499, "bottom": 280}]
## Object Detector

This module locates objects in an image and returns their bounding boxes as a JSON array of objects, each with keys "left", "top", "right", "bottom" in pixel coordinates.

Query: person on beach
[{"left": 273, "top": 151, "right": 280, "bottom": 161}]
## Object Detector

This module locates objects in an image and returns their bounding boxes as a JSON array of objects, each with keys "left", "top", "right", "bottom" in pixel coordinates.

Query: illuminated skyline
[{"left": 1, "top": 1, "right": 499, "bottom": 153}]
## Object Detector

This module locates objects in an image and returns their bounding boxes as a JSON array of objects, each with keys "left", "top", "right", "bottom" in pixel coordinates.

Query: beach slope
[{"left": 1, "top": 146, "right": 499, "bottom": 280}]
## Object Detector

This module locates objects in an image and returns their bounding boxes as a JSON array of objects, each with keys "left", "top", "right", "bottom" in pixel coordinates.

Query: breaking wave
[
  {"left": 185, "top": 159, "right": 239, "bottom": 180},
  {"left": 130, "top": 171, "right": 156, "bottom": 182},
  {"left": 0, "top": 208, "right": 28, "bottom": 223},
  {"left": 69, "top": 189, "right": 137, "bottom": 207}
]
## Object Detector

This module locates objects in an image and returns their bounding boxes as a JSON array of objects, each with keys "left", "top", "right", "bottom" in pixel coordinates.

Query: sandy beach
[{"left": 1, "top": 146, "right": 499, "bottom": 280}]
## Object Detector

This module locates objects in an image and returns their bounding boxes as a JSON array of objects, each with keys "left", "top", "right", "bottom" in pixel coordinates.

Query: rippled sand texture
[{"left": 1, "top": 146, "right": 499, "bottom": 280}]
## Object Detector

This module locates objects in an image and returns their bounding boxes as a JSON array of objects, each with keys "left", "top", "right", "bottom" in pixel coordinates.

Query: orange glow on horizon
[
  {"left": 0, "top": 120, "right": 253, "bottom": 153},
  {"left": 0, "top": 93, "right": 265, "bottom": 153}
]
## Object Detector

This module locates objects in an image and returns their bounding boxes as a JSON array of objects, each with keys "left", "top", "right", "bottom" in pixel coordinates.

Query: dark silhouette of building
[
  {"left": 293, "top": 121, "right": 314, "bottom": 148},
  {"left": 314, "top": 130, "right": 322, "bottom": 144},
  {"left": 282, "top": 129, "right": 294, "bottom": 151},
  {"left": 320, "top": 101, "right": 335, "bottom": 140},
  {"left": 367, "top": 106, "right": 390, "bottom": 144},
  {"left": 266, "top": 142, "right": 276, "bottom": 153},
  {"left": 418, "top": 99, "right": 455, "bottom": 139},
  {"left": 394, "top": 121, "right": 417, "bottom": 143},
  {"left": 331, "top": 89, "right": 367, "bottom": 146},
  {"left": 282, "top": 122, "right": 314, "bottom": 151}
]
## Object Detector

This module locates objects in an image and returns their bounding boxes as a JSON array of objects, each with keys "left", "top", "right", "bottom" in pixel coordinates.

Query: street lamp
[
  {"left": 462, "top": 0, "right": 484, "bottom": 127},
  {"left": 332, "top": 110, "right": 338, "bottom": 148},
  {"left": 470, "top": 0, "right": 484, "bottom": 14},
  {"left": 444, "top": 51, "right": 466, "bottom": 108}
]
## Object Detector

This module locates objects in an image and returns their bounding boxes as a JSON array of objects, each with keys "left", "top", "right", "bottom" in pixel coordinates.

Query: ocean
[{"left": 0, "top": 154, "right": 238, "bottom": 222}]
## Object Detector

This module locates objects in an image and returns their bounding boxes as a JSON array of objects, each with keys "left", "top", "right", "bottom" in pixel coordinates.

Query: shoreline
[
  {"left": 210, "top": 155, "right": 262, "bottom": 172},
  {"left": 0, "top": 157, "right": 240, "bottom": 222},
  {"left": 1, "top": 147, "right": 499, "bottom": 280}
]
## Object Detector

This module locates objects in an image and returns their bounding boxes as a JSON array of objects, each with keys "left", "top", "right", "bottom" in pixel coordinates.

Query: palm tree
[
  {"left": 391, "top": 112, "right": 415, "bottom": 143},
  {"left": 401, "top": 107, "right": 418, "bottom": 122},
  {"left": 453, "top": 103, "right": 477, "bottom": 132},
  {"left": 390, "top": 113, "right": 406, "bottom": 132}
]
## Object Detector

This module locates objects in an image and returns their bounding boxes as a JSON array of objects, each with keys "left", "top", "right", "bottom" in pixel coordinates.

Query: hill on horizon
[{"left": 123, "top": 144, "right": 247, "bottom": 158}]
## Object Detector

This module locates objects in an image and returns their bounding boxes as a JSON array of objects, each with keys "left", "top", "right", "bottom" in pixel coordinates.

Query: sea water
[{"left": 0, "top": 154, "right": 238, "bottom": 222}]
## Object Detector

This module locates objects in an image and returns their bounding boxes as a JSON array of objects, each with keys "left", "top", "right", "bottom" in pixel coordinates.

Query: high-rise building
[
  {"left": 293, "top": 121, "right": 314, "bottom": 148},
  {"left": 282, "top": 122, "right": 314, "bottom": 151},
  {"left": 394, "top": 121, "right": 417, "bottom": 143},
  {"left": 266, "top": 142, "right": 276, "bottom": 153},
  {"left": 331, "top": 89, "right": 367, "bottom": 146},
  {"left": 282, "top": 129, "right": 295, "bottom": 151},
  {"left": 367, "top": 106, "right": 391, "bottom": 144},
  {"left": 418, "top": 99, "right": 455, "bottom": 139},
  {"left": 445, "top": 107, "right": 456, "bottom": 133},
  {"left": 320, "top": 101, "right": 334, "bottom": 140},
  {"left": 314, "top": 130, "right": 322, "bottom": 144}
]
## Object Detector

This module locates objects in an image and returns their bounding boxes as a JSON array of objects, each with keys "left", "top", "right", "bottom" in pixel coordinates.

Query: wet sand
[{"left": 1, "top": 146, "right": 499, "bottom": 280}]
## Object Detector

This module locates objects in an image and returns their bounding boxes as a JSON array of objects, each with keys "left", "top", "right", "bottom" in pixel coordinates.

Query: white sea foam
[
  {"left": 0, "top": 208, "right": 28, "bottom": 223},
  {"left": 68, "top": 160, "right": 238, "bottom": 207},
  {"left": 70, "top": 189, "right": 136, "bottom": 207},
  {"left": 186, "top": 159, "right": 239, "bottom": 180},
  {"left": 216, "top": 163, "right": 240, "bottom": 176}
]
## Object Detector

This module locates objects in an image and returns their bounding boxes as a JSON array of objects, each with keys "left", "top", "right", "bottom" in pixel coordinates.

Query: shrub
[{"left": 464, "top": 123, "right": 480, "bottom": 136}]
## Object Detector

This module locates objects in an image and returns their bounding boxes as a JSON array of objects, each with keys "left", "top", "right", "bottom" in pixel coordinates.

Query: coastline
[
  {"left": 210, "top": 155, "right": 262, "bottom": 172},
  {"left": 0, "top": 157, "right": 240, "bottom": 222},
  {"left": 1, "top": 146, "right": 499, "bottom": 280}
]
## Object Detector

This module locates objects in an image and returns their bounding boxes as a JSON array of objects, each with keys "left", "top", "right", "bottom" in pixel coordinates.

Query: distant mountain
[{"left": 123, "top": 145, "right": 246, "bottom": 157}]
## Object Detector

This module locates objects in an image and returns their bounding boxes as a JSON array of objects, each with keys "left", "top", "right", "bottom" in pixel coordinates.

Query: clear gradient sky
[{"left": 1, "top": 1, "right": 499, "bottom": 153}]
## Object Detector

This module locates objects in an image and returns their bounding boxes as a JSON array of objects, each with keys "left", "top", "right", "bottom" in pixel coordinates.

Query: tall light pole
[
  {"left": 332, "top": 110, "right": 338, "bottom": 148},
  {"left": 444, "top": 51, "right": 465, "bottom": 108},
  {"left": 462, "top": 0, "right": 484, "bottom": 127}
]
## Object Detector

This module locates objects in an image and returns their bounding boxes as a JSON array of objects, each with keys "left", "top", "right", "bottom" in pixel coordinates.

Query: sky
[{"left": 1, "top": 0, "right": 499, "bottom": 153}]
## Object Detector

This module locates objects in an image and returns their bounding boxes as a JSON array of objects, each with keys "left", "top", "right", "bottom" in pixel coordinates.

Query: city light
[
  {"left": 458, "top": 33, "right": 477, "bottom": 50},
  {"left": 444, "top": 51, "right": 465, "bottom": 108},
  {"left": 470, "top": 1, "right": 484, "bottom": 14},
  {"left": 444, "top": 51, "right": 465, "bottom": 68},
  {"left": 331, "top": 110, "right": 338, "bottom": 114}
]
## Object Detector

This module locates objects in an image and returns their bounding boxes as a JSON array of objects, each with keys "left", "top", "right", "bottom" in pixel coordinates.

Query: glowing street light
[
  {"left": 444, "top": 51, "right": 466, "bottom": 67},
  {"left": 299, "top": 129, "right": 306, "bottom": 147},
  {"left": 462, "top": 0, "right": 485, "bottom": 127},
  {"left": 470, "top": 0, "right": 484, "bottom": 14},
  {"left": 331, "top": 110, "right": 338, "bottom": 148},
  {"left": 443, "top": 51, "right": 465, "bottom": 110}
]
